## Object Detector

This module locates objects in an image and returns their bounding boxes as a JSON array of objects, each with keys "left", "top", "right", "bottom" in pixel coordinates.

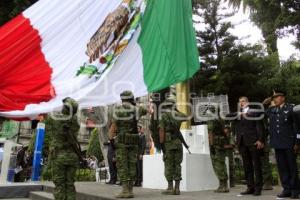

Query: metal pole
[{"left": 31, "top": 123, "right": 45, "bottom": 181}]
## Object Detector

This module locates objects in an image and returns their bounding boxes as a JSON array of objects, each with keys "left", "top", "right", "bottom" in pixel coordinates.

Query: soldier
[
  {"left": 109, "top": 91, "right": 142, "bottom": 198},
  {"left": 261, "top": 144, "right": 273, "bottom": 190},
  {"left": 264, "top": 91, "right": 300, "bottom": 199},
  {"left": 224, "top": 125, "right": 236, "bottom": 188},
  {"left": 47, "top": 97, "right": 81, "bottom": 200},
  {"left": 208, "top": 116, "right": 232, "bottom": 193},
  {"left": 159, "top": 97, "right": 186, "bottom": 195}
]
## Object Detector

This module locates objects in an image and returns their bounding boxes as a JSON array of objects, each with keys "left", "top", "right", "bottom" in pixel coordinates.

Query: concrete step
[
  {"left": 29, "top": 191, "right": 54, "bottom": 200},
  {"left": 2, "top": 199, "right": 29, "bottom": 200},
  {"left": 42, "top": 185, "right": 114, "bottom": 200},
  {"left": 0, "top": 183, "right": 43, "bottom": 198}
]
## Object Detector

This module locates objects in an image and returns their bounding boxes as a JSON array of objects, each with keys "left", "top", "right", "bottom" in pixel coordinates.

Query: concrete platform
[
  {"left": 0, "top": 183, "right": 43, "bottom": 198},
  {"left": 1, "top": 182, "right": 283, "bottom": 200},
  {"left": 40, "top": 182, "right": 282, "bottom": 200}
]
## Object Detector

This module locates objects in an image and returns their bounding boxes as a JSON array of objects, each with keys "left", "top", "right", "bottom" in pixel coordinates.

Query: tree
[
  {"left": 226, "top": 0, "right": 300, "bottom": 52},
  {"left": 87, "top": 128, "right": 103, "bottom": 162},
  {"left": 263, "top": 58, "right": 300, "bottom": 104},
  {"left": 0, "top": 0, "right": 37, "bottom": 25},
  {"left": 191, "top": 0, "right": 279, "bottom": 110},
  {"left": 191, "top": 0, "right": 238, "bottom": 95}
]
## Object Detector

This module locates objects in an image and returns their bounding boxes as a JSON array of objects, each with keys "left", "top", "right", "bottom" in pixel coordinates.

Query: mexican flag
[{"left": 0, "top": 0, "right": 199, "bottom": 119}]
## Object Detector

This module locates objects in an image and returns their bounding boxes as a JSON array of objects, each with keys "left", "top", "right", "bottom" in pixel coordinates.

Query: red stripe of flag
[{"left": 0, "top": 14, "right": 54, "bottom": 112}]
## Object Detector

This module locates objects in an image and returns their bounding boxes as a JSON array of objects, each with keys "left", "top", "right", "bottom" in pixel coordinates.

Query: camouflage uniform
[
  {"left": 47, "top": 98, "right": 80, "bottom": 200},
  {"left": 111, "top": 91, "right": 143, "bottom": 198},
  {"left": 225, "top": 130, "right": 235, "bottom": 187},
  {"left": 261, "top": 118, "right": 273, "bottom": 190},
  {"left": 208, "top": 120, "right": 230, "bottom": 193},
  {"left": 159, "top": 102, "right": 186, "bottom": 195},
  {"left": 261, "top": 144, "right": 273, "bottom": 190}
]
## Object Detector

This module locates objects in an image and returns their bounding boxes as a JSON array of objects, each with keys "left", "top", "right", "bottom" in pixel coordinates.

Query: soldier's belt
[
  {"left": 165, "top": 132, "right": 177, "bottom": 142},
  {"left": 116, "top": 133, "right": 139, "bottom": 145}
]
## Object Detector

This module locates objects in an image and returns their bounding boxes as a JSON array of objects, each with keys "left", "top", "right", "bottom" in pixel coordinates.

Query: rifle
[
  {"left": 166, "top": 112, "right": 191, "bottom": 154},
  {"left": 175, "top": 127, "right": 191, "bottom": 154}
]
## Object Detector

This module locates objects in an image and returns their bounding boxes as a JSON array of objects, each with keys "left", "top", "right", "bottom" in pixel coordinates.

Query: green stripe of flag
[{"left": 138, "top": 0, "right": 200, "bottom": 92}]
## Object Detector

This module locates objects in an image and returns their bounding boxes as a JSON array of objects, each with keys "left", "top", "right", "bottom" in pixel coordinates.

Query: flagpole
[{"left": 176, "top": 81, "right": 191, "bottom": 130}]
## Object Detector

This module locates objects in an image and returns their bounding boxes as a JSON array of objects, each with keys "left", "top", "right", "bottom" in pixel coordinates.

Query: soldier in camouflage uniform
[
  {"left": 109, "top": 91, "right": 143, "bottom": 198},
  {"left": 261, "top": 144, "right": 273, "bottom": 190},
  {"left": 159, "top": 97, "right": 186, "bottom": 195},
  {"left": 224, "top": 125, "right": 235, "bottom": 188},
  {"left": 208, "top": 118, "right": 233, "bottom": 193},
  {"left": 47, "top": 97, "right": 81, "bottom": 200}
]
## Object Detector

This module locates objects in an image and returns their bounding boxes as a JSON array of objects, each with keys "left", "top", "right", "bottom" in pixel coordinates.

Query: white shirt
[{"left": 242, "top": 107, "right": 250, "bottom": 113}]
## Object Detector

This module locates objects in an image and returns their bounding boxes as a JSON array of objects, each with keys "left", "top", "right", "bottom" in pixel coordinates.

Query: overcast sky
[{"left": 195, "top": 2, "right": 300, "bottom": 61}]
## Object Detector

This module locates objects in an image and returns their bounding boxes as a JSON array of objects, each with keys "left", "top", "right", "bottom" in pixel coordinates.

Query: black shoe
[
  {"left": 134, "top": 182, "right": 142, "bottom": 187},
  {"left": 241, "top": 188, "right": 255, "bottom": 195},
  {"left": 291, "top": 192, "right": 299, "bottom": 199},
  {"left": 253, "top": 190, "right": 262, "bottom": 196},
  {"left": 277, "top": 191, "right": 291, "bottom": 198},
  {"left": 106, "top": 180, "right": 117, "bottom": 185}
]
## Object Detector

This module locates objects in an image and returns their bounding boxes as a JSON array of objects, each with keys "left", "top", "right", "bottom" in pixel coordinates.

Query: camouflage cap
[
  {"left": 62, "top": 97, "right": 78, "bottom": 115},
  {"left": 164, "top": 95, "right": 176, "bottom": 105},
  {"left": 120, "top": 90, "right": 134, "bottom": 100}
]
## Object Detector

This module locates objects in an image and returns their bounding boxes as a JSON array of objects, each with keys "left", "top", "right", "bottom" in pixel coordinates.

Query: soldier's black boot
[
  {"left": 174, "top": 181, "right": 181, "bottom": 195},
  {"left": 162, "top": 181, "right": 173, "bottom": 195},
  {"left": 115, "top": 181, "right": 131, "bottom": 198}
]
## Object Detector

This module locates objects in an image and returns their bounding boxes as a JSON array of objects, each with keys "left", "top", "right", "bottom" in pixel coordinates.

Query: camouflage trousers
[
  {"left": 164, "top": 146, "right": 183, "bottom": 182},
  {"left": 116, "top": 144, "right": 138, "bottom": 182},
  {"left": 211, "top": 150, "right": 228, "bottom": 182},
  {"left": 261, "top": 145, "right": 273, "bottom": 183},
  {"left": 52, "top": 152, "right": 78, "bottom": 200},
  {"left": 226, "top": 150, "right": 235, "bottom": 184}
]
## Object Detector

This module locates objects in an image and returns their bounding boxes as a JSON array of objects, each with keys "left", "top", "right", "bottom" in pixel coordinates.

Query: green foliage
[
  {"left": 192, "top": 0, "right": 300, "bottom": 109},
  {"left": 41, "top": 167, "right": 97, "bottom": 182},
  {"left": 28, "top": 130, "right": 51, "bottom": 158},
  {"left": 75, "top": 169, "right": 96, "bottom": 182},
  {"left": 226, "top": 0, "right": 300, "bottom": 51},
  {"left": 41, "top": 164, "right": 52, "bottom": 181},
  {"left": 87, "top": 128, "right": 103, "bottom": 162},
  {"left": 261, "top": 59, "right": 300, "bottom": 104}
]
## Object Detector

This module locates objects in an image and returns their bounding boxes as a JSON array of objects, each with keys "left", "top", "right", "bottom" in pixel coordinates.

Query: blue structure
[{"left": 31, "top": 123, "right": 45, "bottom": 181}]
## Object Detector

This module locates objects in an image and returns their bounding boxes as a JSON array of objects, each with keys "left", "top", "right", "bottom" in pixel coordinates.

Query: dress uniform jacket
[{"left": 266, "top": 104, "right": 300, "bottom": 149}]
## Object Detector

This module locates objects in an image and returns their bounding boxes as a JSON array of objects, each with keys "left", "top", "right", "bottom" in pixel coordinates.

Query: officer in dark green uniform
[
  {"left": 208, "top": 119, "right": 232, "bottom": 193},
  {"left": 47, "top": 97, "right": 81, "bottom": 200},
  {"left": 159, "top": 97, "right": 186, "bottom": 195},
  {"left": 109, "top": 91, "right": 141, "bottom": 198}
]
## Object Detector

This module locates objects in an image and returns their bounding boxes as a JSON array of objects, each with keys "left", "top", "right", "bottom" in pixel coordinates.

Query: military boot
[
  {"left": 128, "top": 181, "right": 134, "bottom": 198},
  {"left": 173, "top": 181, "right": 181, "bottom": 195},
  {"left": 162, "top": 181, "right": 173, "bottom": 195},
  {"left": 116, "top": 181, "right": 131, "bottom": 198},
  {"left": 214, "top": 181, "right": 229, "bottom": 193},
  {"left": 263, "top": 180, "right": 273, "bottom": 190}
]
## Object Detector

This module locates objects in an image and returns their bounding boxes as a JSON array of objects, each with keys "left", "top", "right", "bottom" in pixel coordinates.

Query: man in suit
[
  {"left": 135, "top": 125, "right": 146, "bottom": 187},
  {"left": 264, "top": 91, "right": 300, "bottom": 198},
  {"left": 231, "top": 96, "right": 265, "bottom": 196}
]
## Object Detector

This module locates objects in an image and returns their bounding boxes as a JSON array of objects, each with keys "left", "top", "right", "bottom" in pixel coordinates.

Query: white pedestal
[{"left": 143, "top": 125, "right": 219, "bottom": 191}]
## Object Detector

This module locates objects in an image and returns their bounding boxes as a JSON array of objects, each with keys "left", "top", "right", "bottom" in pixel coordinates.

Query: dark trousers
[
  {"left": 136, "top": 158, "right": 143, "bottom": 183},
  {"left": 108, "top": 156, "right": 117, "bottom": 182},
  {"left": 239, "top": 145, "right": 263, "bottom": 191},
  {"left": 275, "top": 149, "right": 299, "bottom": 193}
]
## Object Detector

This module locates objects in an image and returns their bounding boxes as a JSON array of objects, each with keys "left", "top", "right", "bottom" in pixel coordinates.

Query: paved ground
[{"left": 43, "top": 182, "right": 283, "bottom": 200}]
